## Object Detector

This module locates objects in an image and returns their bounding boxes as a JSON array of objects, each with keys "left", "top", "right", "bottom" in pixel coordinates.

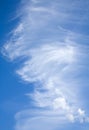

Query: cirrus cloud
[{"left": 2, "top": 0, "right": 89, "bottom": 130}]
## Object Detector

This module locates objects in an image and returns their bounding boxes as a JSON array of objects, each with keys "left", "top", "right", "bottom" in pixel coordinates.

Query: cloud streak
[{"left": 2, "top": 0, "right": 89, "bottom": 130}]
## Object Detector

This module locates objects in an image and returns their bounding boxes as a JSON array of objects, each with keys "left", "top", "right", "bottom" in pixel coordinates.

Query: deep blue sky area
[
  {"left": 0, "top": 1, "right": 31, "bottom": 130},
  {"left": 0, "top": 0, "right": 20, "bottom": 43},
  {"left": 0, "top": 56, "right": 31, "bottom": 130}
]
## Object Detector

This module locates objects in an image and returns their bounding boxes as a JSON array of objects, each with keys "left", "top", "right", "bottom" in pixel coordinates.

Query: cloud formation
[{"left": 2, "top": 0, "right": 89, "bottom": 130}]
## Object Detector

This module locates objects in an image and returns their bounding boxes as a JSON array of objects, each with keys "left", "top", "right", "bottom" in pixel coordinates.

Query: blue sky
[{"left": 0, "top": 0, "right": 89, "bottom": 130}]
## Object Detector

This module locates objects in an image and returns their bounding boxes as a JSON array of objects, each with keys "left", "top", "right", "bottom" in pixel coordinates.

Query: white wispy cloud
[{"left": 2, "top": 0, "right": 89, "bottom": 130}]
